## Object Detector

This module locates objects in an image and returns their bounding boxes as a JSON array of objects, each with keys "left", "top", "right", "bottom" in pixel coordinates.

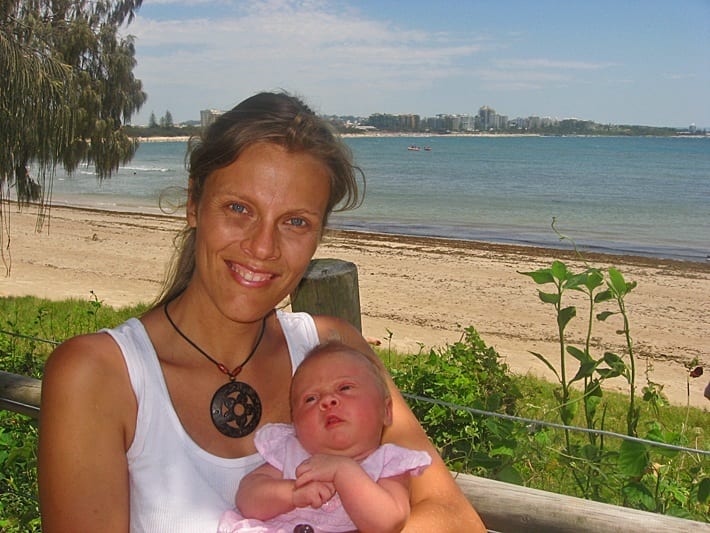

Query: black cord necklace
[{"left": 164, "top": 303, "right": 267, "bottom": 438}]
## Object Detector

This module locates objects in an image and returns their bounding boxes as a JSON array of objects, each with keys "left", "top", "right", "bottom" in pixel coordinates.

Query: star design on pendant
[{"left": 211, "top": 381, "right": 262, "bottom": 438}]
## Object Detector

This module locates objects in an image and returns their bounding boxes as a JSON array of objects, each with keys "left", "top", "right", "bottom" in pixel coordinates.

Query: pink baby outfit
[{"left": 218, "top": 423, "right": 432, "bottom": 533}]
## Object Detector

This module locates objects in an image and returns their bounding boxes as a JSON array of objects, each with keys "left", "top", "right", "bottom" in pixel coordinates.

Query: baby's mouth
[{"left": 325, "top": 415, "right": 343, "bottom": 428}]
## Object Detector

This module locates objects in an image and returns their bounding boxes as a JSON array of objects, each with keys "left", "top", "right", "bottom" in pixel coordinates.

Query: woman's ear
[{"left": 186, "top": 180, "right": 198, "bottom": 228}]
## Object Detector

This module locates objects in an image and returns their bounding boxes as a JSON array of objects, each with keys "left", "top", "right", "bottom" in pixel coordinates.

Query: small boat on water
[{"left": 407, "top": 145, "right": 421, "bottom": 151}]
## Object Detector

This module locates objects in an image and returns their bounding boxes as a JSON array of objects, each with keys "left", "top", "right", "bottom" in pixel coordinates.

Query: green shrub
[
  {"left": 0, "top": 413, "right": 40, "bottom": 533},
  {"left": 389, "top": 326, "right": 526, "bottom": 483}
]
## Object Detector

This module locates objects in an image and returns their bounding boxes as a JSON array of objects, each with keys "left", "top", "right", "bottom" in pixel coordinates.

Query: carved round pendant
[{"left": 210, "top": 381, "right": 262, "bottom": 438}]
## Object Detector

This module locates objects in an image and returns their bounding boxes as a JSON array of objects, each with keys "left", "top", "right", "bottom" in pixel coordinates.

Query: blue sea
[{"left": 47, "top": 136, "right": 710, "bottom": 263}]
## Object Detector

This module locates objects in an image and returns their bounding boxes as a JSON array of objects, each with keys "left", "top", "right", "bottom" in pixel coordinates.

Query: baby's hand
[
  {"left": 292, "top": 480, "right": 335, "bottom": 509},
  {"left": 295, "top": 454, "right": 358, "bottom": 487}
]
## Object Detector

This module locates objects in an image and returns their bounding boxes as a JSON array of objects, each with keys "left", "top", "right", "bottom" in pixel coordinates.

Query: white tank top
[{"left": 104, "top": 310, "right": 320, "bottom": 532}]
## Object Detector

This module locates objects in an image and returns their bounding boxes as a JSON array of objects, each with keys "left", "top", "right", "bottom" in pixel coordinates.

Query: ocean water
[{"left": 47, "top": 136, "right": 710, "bottom": 262}]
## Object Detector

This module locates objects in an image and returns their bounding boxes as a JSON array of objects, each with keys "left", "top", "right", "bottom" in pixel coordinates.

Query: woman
[{"left": 38, "top": 91, "right": 486, "bottom": 532}]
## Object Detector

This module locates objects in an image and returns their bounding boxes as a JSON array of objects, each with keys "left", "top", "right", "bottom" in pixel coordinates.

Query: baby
[{"left": 218, "top": 341, "right": 431, "bottom": 533}]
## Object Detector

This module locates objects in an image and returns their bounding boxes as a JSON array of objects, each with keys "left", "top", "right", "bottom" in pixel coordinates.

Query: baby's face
[{"left": 291, "top": 350, "right": 392, "bottom": 459}]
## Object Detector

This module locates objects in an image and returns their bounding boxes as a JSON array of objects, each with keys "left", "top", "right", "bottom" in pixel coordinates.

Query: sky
[{"left": 125, "top": 0, "right": 710, "bottom": 128}]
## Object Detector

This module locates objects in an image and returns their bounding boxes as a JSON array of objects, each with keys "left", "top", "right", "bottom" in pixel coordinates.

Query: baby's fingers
[
  {"left": 293, "top": 481, "right": 335, "bottom": 508},
  {"left": 295, "top": 458, "right": 319, "bottom": 487},
  {"left": 294, "top": 469, "right": 312, "bottom": 489}
]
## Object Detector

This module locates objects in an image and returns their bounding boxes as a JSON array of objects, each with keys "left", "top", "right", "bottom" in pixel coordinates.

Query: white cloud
[
  {"left": 494, "top": 58, "right": 616, "bottom": 70},
  {"left": 470, "top": 57, "right": 617, "bottom": 92},
  {"left": 129, "top": 0, "right": 483, "bottom": 119},
  {"left": 663, "top": 73, "right": 696, "bottom": 81}
]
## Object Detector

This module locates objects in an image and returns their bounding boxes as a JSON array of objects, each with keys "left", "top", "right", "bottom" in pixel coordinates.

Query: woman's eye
[
  {"left": 229, "top": 203, "right": 247, "bottom": 214},
  {"left": 288, "top": 217, "right": 307, "bottom": 227}
]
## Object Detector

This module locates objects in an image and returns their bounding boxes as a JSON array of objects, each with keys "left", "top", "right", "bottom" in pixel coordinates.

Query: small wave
[{"left": 122, "top": 166, "right": 170, "bottom": 172}]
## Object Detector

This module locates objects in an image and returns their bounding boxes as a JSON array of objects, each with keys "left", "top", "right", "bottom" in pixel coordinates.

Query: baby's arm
[
  {"left": 236, "top": 462, "right": 335, "bottom": 520},
  {"left": 236, "top": 463, "right": 293, "bottom": 520},
  {"left": 296, "top": 454, "right": 411, "bottom": 533}
]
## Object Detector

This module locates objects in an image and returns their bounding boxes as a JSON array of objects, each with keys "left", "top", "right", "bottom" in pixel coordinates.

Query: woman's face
[
  {"left": 187, "top": 142, "right": 331, "bottom": 322},
  {"left": 291, "top": 351, "right": 392, "bottom": 459}
]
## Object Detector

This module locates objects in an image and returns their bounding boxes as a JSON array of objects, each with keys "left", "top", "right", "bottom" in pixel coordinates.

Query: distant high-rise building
[
  {"left": 200, "top": 109, "right": 223, "bottom": 129},
  {"left": 458, "top": 115, "right": 475, "bottom": 131},
  {"left": 478, "top": 106, "right": 496, "bottom": 131}
]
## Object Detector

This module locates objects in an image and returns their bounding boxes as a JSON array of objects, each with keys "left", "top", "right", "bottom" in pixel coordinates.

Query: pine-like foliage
[{"left": 0, "top": 0, "right": 146, "bottom": 260}]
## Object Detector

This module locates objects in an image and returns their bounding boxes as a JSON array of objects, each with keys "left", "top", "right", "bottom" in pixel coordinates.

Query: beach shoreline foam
[{"left": 2, "top": 204, "right": 708, "bottom": 408}]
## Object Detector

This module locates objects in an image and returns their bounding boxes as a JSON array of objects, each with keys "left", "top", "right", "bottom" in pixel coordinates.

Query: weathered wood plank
[
  {"left": 454, "top": 473, "right": 709, "bottom": 533},
  {"left": 0, "top": 370, "right": 41, "bottom": 419}
]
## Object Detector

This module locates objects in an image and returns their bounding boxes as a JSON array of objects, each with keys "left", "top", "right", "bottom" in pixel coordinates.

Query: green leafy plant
[
  {"left": 0, "top": 415, "right": 40, "bottom": 533},
  {"left": 517, "top": 223, "right": 708, "bottom": 516}
]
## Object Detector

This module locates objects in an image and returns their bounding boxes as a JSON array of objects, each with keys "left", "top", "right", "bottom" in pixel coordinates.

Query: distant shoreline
[{"left": 134, "top": 132, "right": 709, "bottom": 143}]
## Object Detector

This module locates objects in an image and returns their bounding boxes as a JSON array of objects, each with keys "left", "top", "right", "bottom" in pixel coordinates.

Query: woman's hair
[
  {"left": 154, "top": 91, "right": 364, "bottom": 307},
  {"left": 290, "top": 341, "right": 390, "bottom": 410}
]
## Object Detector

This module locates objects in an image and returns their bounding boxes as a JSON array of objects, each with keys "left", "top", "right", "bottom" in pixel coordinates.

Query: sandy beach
[{"left": 2, "top": 204, "right": 708, "bottom": 409}]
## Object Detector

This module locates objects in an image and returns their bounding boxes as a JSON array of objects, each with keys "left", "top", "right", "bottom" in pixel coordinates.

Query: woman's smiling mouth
[{"left": 228, "top": 261, "right": 275, "bottom": 283}]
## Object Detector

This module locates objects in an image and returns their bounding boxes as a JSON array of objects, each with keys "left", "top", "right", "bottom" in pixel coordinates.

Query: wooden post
[{"left": 290, "top": 258, "right": 362, "bottom": 332}]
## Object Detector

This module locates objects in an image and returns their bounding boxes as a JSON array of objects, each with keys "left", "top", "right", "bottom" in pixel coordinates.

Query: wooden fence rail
[
  {"left": 1, "top": 258, "right": 708, "bottom": 532},
  {"left": 0, "top": 369, "right": 40, "bottom": 419}
]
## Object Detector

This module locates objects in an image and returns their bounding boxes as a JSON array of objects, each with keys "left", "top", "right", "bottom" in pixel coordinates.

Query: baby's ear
[{"left": 383, "top": 396, "right": 394, "bottom": 427}]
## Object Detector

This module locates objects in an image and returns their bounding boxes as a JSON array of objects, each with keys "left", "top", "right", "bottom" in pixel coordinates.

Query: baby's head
[{"left": 290, "top": 342, "right": 392, "bottom": 459}]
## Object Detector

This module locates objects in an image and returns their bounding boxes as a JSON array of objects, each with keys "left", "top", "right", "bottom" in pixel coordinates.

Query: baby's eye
[
  {"left": 339, "top": 384, "right": 353, "bottom": 392},
  {"left": 304, "top": 395, "right": 317, "bottom": 404}
]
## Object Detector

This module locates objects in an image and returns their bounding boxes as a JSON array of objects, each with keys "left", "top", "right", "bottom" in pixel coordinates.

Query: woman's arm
[
  {"left": 314, "top": 316, "right": 487, "bottom": 533},
  {"left": 384, "top": 387, "right": 486, "bottom": 532},
  {"left": 38, "top": 333, "right": 135, "bottom": 533}
]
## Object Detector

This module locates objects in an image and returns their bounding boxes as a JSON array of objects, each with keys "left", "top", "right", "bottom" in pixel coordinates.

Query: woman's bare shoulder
[
  {"left": 46, "top": 330, "right": 121, "bottom": 367},
  {"left": 43, "top": 330, "right": 131, "bottom": 399}
]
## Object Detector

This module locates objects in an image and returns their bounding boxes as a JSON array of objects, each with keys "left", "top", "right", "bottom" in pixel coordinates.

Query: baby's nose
[{"left": 320, "top": 395, "right": 338, "bottom": 409}]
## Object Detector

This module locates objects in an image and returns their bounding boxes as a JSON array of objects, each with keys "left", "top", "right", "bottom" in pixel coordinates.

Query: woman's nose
[{"left": 242, "top": 220, "right": 279, "bottom": 260}]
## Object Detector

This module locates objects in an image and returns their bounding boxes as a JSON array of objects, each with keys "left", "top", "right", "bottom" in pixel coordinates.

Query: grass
[
  {"left": 0, "top": 294, "right": 148, "bottom": 375},
  {"left": 1, "top": 295, "right": 708, "bottom": 530}
]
